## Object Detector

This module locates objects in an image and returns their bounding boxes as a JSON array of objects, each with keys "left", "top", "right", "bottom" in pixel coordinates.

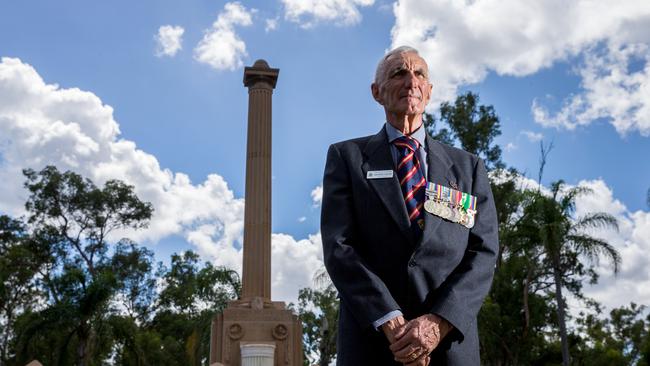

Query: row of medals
[{"left": 424, "top": 188, "right": 476, "bottom": 229}]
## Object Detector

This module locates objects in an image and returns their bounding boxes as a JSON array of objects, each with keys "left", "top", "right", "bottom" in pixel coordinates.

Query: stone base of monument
[{"left": 209, "top": 297, "right": 303, "bottom": 366}]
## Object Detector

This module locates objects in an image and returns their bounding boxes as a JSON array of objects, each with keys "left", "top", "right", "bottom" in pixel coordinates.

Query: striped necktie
[{"left": 393, "top": 135, "right": 426, "bottom": 231}]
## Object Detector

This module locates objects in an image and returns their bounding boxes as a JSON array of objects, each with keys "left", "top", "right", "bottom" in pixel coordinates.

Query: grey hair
[{"left": 374, "top": 46, "right": 420, "bottom": 84}]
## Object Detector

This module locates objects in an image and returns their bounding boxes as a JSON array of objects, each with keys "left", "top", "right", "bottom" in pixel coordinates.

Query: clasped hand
[{"left": 381, "top": 314, "right": 450, "bottom": 366}]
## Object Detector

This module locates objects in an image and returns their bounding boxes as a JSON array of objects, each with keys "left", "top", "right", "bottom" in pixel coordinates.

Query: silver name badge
[{"left": 367, "top": 170, "right": 394, "bottom": 179}]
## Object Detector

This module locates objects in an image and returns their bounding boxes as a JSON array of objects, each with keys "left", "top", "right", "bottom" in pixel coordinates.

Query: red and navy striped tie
[{"left": 393, "top": 136, "right": 426, "bottom": 232}]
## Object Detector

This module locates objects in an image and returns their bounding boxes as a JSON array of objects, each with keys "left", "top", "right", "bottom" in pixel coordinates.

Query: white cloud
[
  {"left": 521, "top": 130, "right": 544, "bottom": 142},
  {"left": 183, "top": 230, "right": 324, "bottom": 304},
  {"left": 282, "top": 0, "right": 375, "bottom": 28},
  {"left": 571, "top": 179, "right": 650, "bottom": 311},
  {"left": 533, "top": 43, "right": 650, "bottom": 136},
  {"left": 492, "top": 173, "right": 650, "bottom": 312},
  {"left": 390, "top": 0, "right": 650, "bottom": 135},
  {"left": 298, "top": 216, "right": 307, "bottom": 223},
  {"left": 311, "top": 184, "right": 323, "bottom": 207},
  {"left": 194, "top": 2, "right": 255, "bottom": 71},
  {"left": 271, "top": 232, "right": 323, "bottom": 302},
  {"left": 154, "top": 25, "right": 185, "bottom": 57},
  {"left": 0, "top": 57, "right": 322, "bottom": 304},
  {"left": 265, "top": 17, "right": 279, "bottom": 32}
]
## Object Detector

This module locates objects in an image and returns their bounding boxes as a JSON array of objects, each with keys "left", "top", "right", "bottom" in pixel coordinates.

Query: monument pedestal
[{"left": 210, "top": 298, "right": 303, "bottom": 366}]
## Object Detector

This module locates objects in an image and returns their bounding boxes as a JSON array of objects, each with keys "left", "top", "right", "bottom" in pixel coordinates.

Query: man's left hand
[{"left": 389, "top": 314, "right": 452, "bottom": 364}]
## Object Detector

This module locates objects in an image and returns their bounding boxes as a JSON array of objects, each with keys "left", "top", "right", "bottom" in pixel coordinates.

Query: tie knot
[{"left": 393, "top": 135, "right": 419, "bottom": 152}]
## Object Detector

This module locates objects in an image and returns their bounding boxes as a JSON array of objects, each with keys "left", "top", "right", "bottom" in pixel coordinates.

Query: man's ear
[{"left": 371, "top": 83, "right": 382, "bottom": 104}]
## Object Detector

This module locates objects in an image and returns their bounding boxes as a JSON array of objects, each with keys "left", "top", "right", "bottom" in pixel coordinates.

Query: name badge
[{"left": 367, "top": 170, "right": 394, "bottom": 179}]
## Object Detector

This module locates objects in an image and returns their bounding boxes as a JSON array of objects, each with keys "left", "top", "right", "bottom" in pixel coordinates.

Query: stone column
[
  {"left": 241, "top": 60, "right": 278, "bottom": 300},
  {"left": 209, "top": 59, "right": 302, "bottom": 366}
]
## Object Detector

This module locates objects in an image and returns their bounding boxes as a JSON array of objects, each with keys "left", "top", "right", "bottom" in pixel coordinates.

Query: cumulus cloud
[
  {"left": 571, "top": 179, "right": 650, "bottom": 311},
  {"left": 0, "top": 57, "right": 322, "bottom": 304},
  {"left": 533, "top": 43, "right": 650, "bottom": 136},
  {"left": 491, "top": 172, "right": 650, "bottom": 311},
  {"left": 194, "top": 2, "right": 255, "bottom": 71},
  {"left": 154, "top": 25, "right": 185, "bottom": 57},
  {"left": 183, "top": 230, "right": 324, "bottom": 303},
  {"left": 390, "top": 0, "right": 650, "bottom": 135},
  {"left": 271, "top": 233, "right": 323, "bottom": 302},
  {"left": 282, "top": 0, "right": 374, "bottom": 28}
]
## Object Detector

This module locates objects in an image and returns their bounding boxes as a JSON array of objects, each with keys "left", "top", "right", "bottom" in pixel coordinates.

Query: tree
[
  {"left": 150, "top": 250, "right": 241, "bottom": 366},
  {"left": 292, "top": 285, "right": 338, "bottom": 366},
  {"left": 424, "top": 92, "right": 504, "bottom": 170},
  {"left": 13, "top": 165, "right": 153, "bottom": 366},
  {"left": 111, "top": 239, "right": 158, "bottom": 323},
  {"left": 0, "top": 215, "right": 44, "bottom": 364},
  {"left": 574, "top": 303, "right": 650, "bottom": 365},
  {"left": 516, "top": 181, "right": 621, "bottom": 366}
]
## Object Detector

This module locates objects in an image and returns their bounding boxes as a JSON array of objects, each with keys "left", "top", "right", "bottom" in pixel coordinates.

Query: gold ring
[{"left": 408, "top": 353, "right": 418, "bottom": 361}]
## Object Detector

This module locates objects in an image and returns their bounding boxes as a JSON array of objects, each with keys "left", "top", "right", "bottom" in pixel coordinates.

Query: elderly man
[{"left": 320, "top": 46, "right": 499, "bottom": 365}]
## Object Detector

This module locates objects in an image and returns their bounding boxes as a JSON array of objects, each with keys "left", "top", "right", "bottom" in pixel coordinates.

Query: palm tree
[{"left": 516, "top": 180, "right": 621, "bottom": 366}]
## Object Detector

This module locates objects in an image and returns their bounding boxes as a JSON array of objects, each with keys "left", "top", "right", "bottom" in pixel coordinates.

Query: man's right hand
[
  {"left": 382, "top": 316, "right": 429, "bottom": 365},
  {"left": 381, "top": 315, "right": 406, "bottom": 344}
]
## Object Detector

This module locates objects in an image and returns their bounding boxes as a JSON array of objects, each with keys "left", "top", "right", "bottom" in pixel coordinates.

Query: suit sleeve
[
  {"left": 321, "top": 144, "right": 401, "bottom": 329},
  {"left": 429, "top": 157, "right": 499, "bottom": 342}
]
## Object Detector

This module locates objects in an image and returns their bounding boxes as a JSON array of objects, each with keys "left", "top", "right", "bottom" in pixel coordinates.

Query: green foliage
[
  {"left": 572, "top": 303, "right": 650, "bottom": 366},
  {"left": 0, "top": 215, "right": 42, "bottom": 363},
  {"left": 157, "top": 251, "right": 240, "bottom": 316},
  {"left": 0, "top": 166, "right": 241, "bottom": 366},
  {"left": 291, "top": 284, "right": 338, "bottom": 366},
  {"left": 424, "top": 91, "right": 504, "bottom": 170},
  {"left": 9, "top": 166, "right": 154, "bottom": 366}
]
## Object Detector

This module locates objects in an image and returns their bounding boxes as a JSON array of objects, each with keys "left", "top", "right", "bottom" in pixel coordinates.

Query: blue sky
[{"left": 1, "top": 0, "right": 649, "bottom": 307}]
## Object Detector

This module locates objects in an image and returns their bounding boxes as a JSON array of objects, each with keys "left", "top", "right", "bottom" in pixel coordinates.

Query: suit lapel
[
  {"left": 362, "top": 127, "right": 411, "bottom": 241},
  {"left": 421, "top": 135, "right": 455, "bottom": 246}
]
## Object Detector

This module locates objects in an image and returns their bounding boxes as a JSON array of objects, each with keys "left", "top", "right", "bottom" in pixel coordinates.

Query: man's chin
[{"left": 390, "top": 105, "right": 424, "bottom": 115}]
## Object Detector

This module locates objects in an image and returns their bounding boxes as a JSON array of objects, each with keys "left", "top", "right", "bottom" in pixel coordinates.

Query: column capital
[{"left": 243, "top": 60, "right": 279, "bottom": 89}]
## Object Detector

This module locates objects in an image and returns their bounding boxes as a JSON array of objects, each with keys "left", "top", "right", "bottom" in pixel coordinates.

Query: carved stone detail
[
  {"left": 251, "top": 296, "right": 264, "bottom": 310},
  {"left": 272, "top": 324, "right": 288, "bottom": 340},
  {"left": 229, "top": 323, "right": 245, "bottom": 340}
]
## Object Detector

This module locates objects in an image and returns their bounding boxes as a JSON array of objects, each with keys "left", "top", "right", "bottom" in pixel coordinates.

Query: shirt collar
[{"left": 385, "top": 122, "right": 427, "bottom": 148}]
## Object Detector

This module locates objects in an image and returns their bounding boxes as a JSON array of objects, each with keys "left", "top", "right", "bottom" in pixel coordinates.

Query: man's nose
[{"left": 404, "top": 71, "right": 418, "bottom": 88}]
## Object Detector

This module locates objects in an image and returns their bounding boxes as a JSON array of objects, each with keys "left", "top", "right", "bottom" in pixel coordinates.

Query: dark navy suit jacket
[{"left": 321, "top": 126, "right": 499, "bottom": 365}]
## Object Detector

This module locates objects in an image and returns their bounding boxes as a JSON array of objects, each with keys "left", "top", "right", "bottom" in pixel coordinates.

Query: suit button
[{"left": 408, "top": 260, "right": 416, "bottom": 267}]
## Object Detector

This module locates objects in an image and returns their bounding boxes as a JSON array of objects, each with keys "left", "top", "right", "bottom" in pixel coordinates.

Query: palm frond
[
  {"left": 566, "top": 234, "right": 621, "bottom": 274},
  {"left": 572, "top": 213, "right": 619, "bottom": 233},
  {"left": 559, "top": 185, "right": 592, "bottom": 213}
]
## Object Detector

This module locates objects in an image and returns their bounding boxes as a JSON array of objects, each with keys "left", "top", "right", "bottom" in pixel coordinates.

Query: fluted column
[{"left": 241, "top": 60, "right": 279, "bottom": 301}]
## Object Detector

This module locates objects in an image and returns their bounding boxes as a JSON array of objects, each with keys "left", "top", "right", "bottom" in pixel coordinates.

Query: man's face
[{"left": 372, "top": 52, "right": 432, "bottom": 117}]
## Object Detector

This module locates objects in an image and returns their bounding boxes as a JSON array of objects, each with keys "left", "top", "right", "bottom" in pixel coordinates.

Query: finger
[
  {"left": 389, "top": 328, "right": 417, "bottom": 352},
  {"left": 392, "top": 324, "right": 407, "bottom": 340},
  {"left": 404, "top": 352, "right": 428, "bottom": 366},
  {"left": 393, "top": 346, "right": 422, "bottom": 363}
]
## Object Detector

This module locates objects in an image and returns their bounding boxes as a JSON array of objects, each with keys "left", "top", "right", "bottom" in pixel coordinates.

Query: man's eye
[{"left": 392, "top": 69, "right": 407, "bottom": 78}]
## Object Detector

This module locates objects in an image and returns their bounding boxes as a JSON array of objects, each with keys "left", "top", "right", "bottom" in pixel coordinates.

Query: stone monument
[{"left": 209, "top": 60, "right": 303, "bottom": 366}]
